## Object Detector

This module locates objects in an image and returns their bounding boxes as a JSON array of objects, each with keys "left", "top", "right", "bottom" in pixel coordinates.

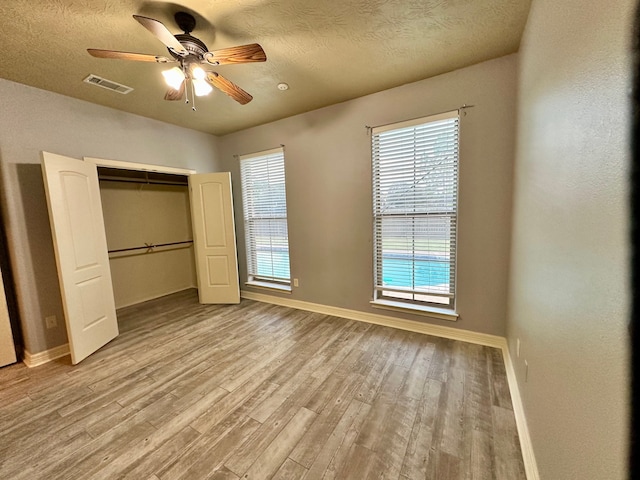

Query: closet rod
[{"left": 108, "top": 240, "right": 194, "bottom": 254}]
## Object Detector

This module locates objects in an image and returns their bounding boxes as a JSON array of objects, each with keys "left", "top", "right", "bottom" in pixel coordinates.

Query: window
[
  {"left": 372, "top": 110, "right": 459, "bottom": 311},
  {"left": 239, "top": 147, "right": 291, "bottom": 290}
]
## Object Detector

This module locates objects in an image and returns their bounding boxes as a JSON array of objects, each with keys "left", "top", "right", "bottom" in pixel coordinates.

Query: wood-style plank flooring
[{"left": 0, "top": 289, "right": 526, "bottom": 479}]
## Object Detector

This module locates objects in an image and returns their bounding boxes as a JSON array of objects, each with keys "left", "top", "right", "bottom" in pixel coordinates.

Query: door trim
[{"left": 84, "top": 157, "right": 196, "bottom": 175}]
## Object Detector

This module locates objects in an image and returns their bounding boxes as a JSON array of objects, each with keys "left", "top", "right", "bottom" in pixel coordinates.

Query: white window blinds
[
  {"left": 372, "top": 111, "right": 459, "bottom": 309},
  {"left": 240, "top": 147, "right": 290, "bottom": 285}
]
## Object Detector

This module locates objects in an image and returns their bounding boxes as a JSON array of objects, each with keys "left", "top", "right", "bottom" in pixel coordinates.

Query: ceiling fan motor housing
[
  {"left": 173, "top": 33, "right": 208, "bottom": 58},
  {"left": 167, "top": 12, "right": 208, "bottom": 61}
]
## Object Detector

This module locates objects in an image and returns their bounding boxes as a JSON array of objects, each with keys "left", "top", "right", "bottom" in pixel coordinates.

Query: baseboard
[
  {"left": 500, "top": 341, "right": 540, "bottom": 480},
  {"left": 241, "top": 289, "right": 540, "bottom": 479},
  {"left": 240, "top": 290, "right": 505, "bottom": 348},
  {"left": 115, "top": 286, "right": 198, "bottom": 309},
  {"left": 23, "top": 343, "right": 70, "bottom": 368}
]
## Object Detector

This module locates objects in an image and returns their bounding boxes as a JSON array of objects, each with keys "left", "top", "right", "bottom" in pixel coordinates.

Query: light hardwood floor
[{"left": 0, "top": 289, "right": 526, "bottom": 479}]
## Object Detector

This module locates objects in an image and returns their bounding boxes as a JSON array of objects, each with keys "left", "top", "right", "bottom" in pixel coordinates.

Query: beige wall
[
  {"left": 0, "top": 78, "right": 219, "bottom": 354},
  {"left": 219, "top": 54, "right": 517, "bottom": 336},
  {"left": 100, "top": 182, "right": 196, "bottom": 309},
  {"left": 508, "top": 0, "right": 632, "bottom": 478}
]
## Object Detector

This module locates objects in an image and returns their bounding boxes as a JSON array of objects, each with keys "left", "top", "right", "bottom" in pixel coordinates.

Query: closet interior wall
[{"left": 98, "top": 168, "right": 197, "bottom": 309}]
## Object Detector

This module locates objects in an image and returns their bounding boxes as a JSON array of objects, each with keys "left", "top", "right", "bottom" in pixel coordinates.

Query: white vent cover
[{"left": 83, "top": 74, "right": 133, "bottom": 94}]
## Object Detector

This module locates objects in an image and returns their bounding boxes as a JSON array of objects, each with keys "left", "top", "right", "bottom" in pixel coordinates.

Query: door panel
[
  {"left": 41, "top": 152, "right": 118, "bottom": 364},
  {"left": 190, "top": 173, "right": 240, "bottom": 304},
  {"left": 0, "top": 267, "right": 17, "bottom": 367},
  {"left": 202, "top": 183, "right": 226, "bottom": 247},
  {"left": 207, "top": 256, "right": 231, "bottom": 285}
]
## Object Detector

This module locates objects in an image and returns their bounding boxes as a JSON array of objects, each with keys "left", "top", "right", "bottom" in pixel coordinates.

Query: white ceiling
[{"left": 0, "top": 0, "right": 531, "bottom": 136}]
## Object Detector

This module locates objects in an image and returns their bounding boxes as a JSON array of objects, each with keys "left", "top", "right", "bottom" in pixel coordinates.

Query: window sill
[
  {"left": 245, "top": 281, "right": 292, "bottom": 294},
  {"left": 370, "top": 299, "right": 458, "bottom": 322}
]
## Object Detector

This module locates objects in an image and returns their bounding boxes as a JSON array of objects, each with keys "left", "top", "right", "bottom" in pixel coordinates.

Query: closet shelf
[
  {"left": 108, "top": 240, "right": 193, "bottom": 255},
  {"left": 98, "top": 176, "right": 188, "bottom": 186},
  {"left": 97, "top": 166, "right": 189, "bottom": 186}
]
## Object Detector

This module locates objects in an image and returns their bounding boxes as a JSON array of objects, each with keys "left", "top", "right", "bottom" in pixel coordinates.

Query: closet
[
  {"left": 41, "top": 152, "right": 240, "bottom": 364},
  {"left": 98, "top": 167, "right": 196, "bottom": 309}
]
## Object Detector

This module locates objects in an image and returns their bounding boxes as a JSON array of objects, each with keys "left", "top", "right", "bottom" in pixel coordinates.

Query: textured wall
[
  {"left": 0, "top": 78, "right": 219, "bottom": 354},
  {"left": 507, "top": 0, "right": 632, "bottom": 478},
  {"left": 218, "top": 54, "right": 517, "bottom": 336}
]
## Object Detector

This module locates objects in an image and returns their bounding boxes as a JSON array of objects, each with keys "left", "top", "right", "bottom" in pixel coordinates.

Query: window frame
[
  {"left": 239, "top": 146, "right": 291, "bottom": 292},
  {"left": 370, "top": 110, "right": 460, "bottom": 318}
]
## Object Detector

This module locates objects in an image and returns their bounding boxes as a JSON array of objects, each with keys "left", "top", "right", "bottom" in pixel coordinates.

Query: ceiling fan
[{"left": 87, "top": 12, "right": 266, "bottom": 106}]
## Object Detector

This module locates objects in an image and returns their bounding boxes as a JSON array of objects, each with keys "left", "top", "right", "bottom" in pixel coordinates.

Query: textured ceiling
[{"left": 0, "top": 0, "right": 531, "bottom": 136}]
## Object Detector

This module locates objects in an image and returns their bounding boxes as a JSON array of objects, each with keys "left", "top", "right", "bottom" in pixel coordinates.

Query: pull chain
[{"left": 191, "top": 80, "right": 197, "bottom": 112}]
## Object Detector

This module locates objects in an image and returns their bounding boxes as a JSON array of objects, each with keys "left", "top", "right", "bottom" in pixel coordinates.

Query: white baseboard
[
  {"left": 241, "top": 289, "right": 540, "bottom": 479},
  {"left": 23, "top": 343, "right": 70, "bottom": 368},
  {"left": 500, "top": 341, "right": 540, "bottom": 480},
  {"left": 240, "top": 290, "right": 505, "bottom": 348}
]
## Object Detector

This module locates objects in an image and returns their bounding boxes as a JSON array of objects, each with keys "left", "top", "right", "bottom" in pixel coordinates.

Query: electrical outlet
[
  {"left": 293, "top": 278, "right": 299, "bottom": 287},
  {"left": 524, "top": 360, "right": 529, "bottom": 383},
  {"left": 45, "top": 315, "right": 57, "bottom": 329},
  {"left": 516, "top": 338, "right": 521, "bottom": 358}
]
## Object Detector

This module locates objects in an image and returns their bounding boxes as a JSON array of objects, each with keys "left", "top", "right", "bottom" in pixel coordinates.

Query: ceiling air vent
[{"left": 83, "top": 74, "right": 133, "bottom": 94}]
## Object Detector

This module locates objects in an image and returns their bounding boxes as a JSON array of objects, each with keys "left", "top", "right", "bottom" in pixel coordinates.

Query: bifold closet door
[
  {"left": 0, "top": 266, "right": 17, "bottom": 367},
  {"left": 41, "top": 152, "right": 118, "bottom": 364},
  {"left": 189, "top": 173, "right": 240, "bottom": 304}
]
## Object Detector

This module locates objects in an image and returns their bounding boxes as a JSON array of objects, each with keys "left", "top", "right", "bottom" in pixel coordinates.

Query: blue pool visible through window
[{"left": 381, "top": 256, "right": 450, "bottom": 288}]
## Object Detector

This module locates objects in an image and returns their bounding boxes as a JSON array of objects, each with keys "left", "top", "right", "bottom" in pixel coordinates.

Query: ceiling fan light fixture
[
  {"left": 191, "top": 66, "right": 206, "bottom": 80},
  {"left": 192, "top": 78, "right": 213, "bottom": 96},
  {"left": 162, "top": 66, "right": 185, "bottom": 90}
]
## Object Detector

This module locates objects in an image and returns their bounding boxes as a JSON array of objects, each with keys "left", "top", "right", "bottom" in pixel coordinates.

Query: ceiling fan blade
[
  {"left": 204, "top": 43, "right": 267, "bottom": 66},
  {"left": 164, "top": 81, "right": 185, "bottom": 101},
  {"left": 133, "top": 15, "right": 188, "bottom": 57},
  {"left": 87, "top": 49, "right": 172, "bottom": 63},
  {"left": 206, "top": 72, "right": 253, "bottom": 104}
]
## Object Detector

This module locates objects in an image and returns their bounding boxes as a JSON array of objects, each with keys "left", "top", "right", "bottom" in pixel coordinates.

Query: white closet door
[
  {"left": 189, "top": 173, "right": 240, "bottom": 304},
  {"left": 41, "top": 152, "right": 118, "bottom": 364},
  {"left": 0, "top": 267, "right": 17, "bottom": 367}
]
